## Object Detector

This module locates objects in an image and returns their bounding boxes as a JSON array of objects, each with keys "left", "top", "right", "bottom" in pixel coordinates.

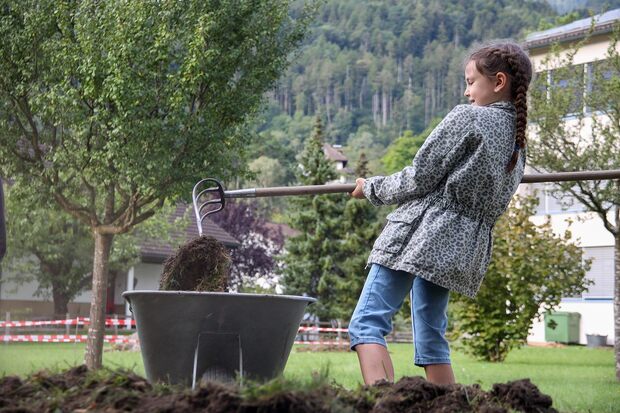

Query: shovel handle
[
  {"left": 225, "top": 183, "right": 357, "bottom": 198},
  {"left": 221, "top": 169, "right": 620, "bottom": 199}
]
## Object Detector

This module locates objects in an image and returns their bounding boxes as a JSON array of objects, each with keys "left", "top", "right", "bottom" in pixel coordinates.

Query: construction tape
[
  {"left": 1, "top": 335, "right": 349, "bottom": 346},
  {"left": 0, "top": 319, "right": 347, "bottom": 333},
  {"left": 0, "top": 334, "right": 135, "bottom": 344},
  {"left": 0, "top": 317, "right": 136, "bottom": 328},
  {"left": 298, "top": 327, "right": 348, "bottom": 333}
]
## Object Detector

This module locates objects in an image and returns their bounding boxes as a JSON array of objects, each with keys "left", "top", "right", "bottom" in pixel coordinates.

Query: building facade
[{"left": 523, "top": 10, "right": 619, "bottom": 345}]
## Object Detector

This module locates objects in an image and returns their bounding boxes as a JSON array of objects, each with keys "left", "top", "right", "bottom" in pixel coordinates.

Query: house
[
  {"left": 323, "top": 143, "right": 354, "bottom": 183},
  {"left": 522, "top": 9, "right": 619, "bottom": 345},
  {"left": 0, "top": 204, "right": 240, "bottom": 319}
]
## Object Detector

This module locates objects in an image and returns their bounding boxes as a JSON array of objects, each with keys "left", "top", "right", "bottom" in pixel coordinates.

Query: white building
[{"left": 523, "top": 10, "right": 619, "bottom": 345}]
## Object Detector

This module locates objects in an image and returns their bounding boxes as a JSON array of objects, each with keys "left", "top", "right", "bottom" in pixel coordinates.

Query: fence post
[
  {"left": 4, "top": 312, "right": 9, "bottom": 345},
  {"left": 65, "top": 313, "right": 70, "bottom": 336},
  {"left": 337, "top": 319, "right": 342, "bottom": 347},
  {"left": 113, "top": 314, "right": 118, "bottom": 337}
]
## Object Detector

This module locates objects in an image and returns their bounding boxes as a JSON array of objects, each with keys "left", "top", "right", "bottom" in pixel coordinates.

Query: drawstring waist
[{"left": 390, "top": 193, "right": 498, "bottom": 227}]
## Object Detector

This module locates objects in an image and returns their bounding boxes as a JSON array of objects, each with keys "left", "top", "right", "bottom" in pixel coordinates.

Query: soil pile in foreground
[
  {"left": 1, "top": 366, "right": 557, "bottom": 413},
  {"left": 159, "top": 235, "right": 230, "bottom": 292}
]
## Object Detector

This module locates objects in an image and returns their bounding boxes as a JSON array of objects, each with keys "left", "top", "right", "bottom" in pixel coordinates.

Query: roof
[
  {"left": 323, "top": 143, "right": 348, "bottom": 162},
  {"left": 525, "top": 9, "right": 620, "bottom": 50},
  {"left": 264, "top": 222, "right": 300, "bottom": 238},
  {"left": 140, "top": 203, "right": 240, "bottom": 264}
]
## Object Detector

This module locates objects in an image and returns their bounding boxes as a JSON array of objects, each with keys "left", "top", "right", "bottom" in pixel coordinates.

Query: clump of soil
[
  {"left": 159, "top": 235, "right": 231, "bottom": 292},
  {"left": 2, "top": 367, "right": 558, "bottom": 413}
]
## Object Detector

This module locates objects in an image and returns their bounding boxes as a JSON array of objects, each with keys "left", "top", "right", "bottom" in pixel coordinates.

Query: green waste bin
[{"left": 544, "top": 311, "right": 580, "bottom": 344}]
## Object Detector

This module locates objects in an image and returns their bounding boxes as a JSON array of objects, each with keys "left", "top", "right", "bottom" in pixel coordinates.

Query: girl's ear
[{"left": 494, "top": 72, "right": 509, "bottom": 93}]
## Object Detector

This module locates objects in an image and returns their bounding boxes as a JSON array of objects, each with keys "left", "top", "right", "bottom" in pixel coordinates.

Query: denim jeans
[{"left": 348, "top": 263, "right": 451, "bottom": 366}]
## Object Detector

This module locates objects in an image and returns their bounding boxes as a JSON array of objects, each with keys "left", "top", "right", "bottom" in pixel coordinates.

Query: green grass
[{"left": 1, "top": 343, "right": 618, "bottom": 412}]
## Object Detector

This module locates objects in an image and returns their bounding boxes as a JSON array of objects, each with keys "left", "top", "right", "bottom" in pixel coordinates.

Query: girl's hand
[{"left": 351, "top": 178, "right": 366, "bottom": 199}]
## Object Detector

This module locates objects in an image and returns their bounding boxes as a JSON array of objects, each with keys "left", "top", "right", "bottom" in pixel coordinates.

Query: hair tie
[{"left": 514, "top": 142, "right": 520, "bottom": 151}]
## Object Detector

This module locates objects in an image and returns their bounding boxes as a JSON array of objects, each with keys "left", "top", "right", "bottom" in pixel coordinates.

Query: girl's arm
[{"left": 363, "top": 105, "right": 476, "bottom": 206}]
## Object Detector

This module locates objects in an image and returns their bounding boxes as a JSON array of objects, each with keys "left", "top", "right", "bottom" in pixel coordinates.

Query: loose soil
[
  {"left": 1, "top": 366, "right": 557, "bottom": 412},
  {"left": 159, "top": 235, "right": 230, "bottom": 292}
]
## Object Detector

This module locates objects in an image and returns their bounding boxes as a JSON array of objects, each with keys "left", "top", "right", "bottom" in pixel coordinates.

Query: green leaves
[
  {"left": 450, "top": 196, "right": 592, "bottom": 362},
  {"left": 528, "top": 24, "right": 620, "bottom": 226},
  {"left": 381, "top": 120, "right": 440, "bottom": 174},
  {"left": 280, "top": 131, "right": 381, "bottom": 319},
  {"left": 0, "top": 0, "right": 315, "bottom": 230}
]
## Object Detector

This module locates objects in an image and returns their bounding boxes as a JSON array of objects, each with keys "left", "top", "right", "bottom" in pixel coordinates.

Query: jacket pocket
[{"left": 372, "top": 216, "right": 421, "bottom": 254}]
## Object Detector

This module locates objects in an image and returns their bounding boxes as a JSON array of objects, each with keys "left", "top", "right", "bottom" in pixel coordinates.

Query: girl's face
[{"left": 464, "top": 60, "right": 509, "bottom": 106}]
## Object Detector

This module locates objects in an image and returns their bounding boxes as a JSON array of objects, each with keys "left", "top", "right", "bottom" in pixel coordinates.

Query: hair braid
[
  {"left": 469, "top": 42, "right": 532, "bottom": 172},
  {"left": 501, "top": 49, "right": 530, "bottom": 172}
]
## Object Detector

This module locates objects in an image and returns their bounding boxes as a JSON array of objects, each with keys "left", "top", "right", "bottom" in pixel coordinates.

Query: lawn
[{"left": 1, "top": 342, "right": 618, "bottom": 412}]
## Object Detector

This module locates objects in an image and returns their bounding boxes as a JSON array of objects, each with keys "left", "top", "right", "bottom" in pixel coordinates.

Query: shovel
[{"left": 192, "top": 169, "right": 620, "bottom": 235}]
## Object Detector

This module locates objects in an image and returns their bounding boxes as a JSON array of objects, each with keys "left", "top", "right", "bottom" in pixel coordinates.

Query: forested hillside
[{"left": 248, "top": 0, "right": 616, "bottom": 188}]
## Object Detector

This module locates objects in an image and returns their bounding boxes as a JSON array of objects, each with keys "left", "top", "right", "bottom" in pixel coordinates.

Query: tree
[
  {"left": 4, "top": 187, "right": 92, "bottom": 318},
  {"left": 381, "top": 120, "right": 440, "bottom": 174},
  {"left": 328, "top": 153, "right": 383, "bottom": 320},
  {"left": 279, "top": 116, "right": 346, "bottom": 319},
  {"left": 215, "top": 199, "right": 285, "bottom": 290},
  {"left": 450, "top": 196, "right": 592, "bottom": 362},
  {"left": 0, "top": 0, "right": 314, "bottom": 369},
  {"left": 4, "top": 183, "right": 183, "bottom": 318},
  {"left": 528, "top": 25, "right": 620, "bottom": 379}
]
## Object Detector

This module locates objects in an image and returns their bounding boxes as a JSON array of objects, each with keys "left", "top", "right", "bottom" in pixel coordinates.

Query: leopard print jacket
[{"left": 363, "top": 101, "right": 525, "bottom": 298}]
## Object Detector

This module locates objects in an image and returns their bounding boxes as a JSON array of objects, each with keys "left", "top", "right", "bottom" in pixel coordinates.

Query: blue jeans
[{"left": 348, "top": 263, "right": 451, "bottom": 366}]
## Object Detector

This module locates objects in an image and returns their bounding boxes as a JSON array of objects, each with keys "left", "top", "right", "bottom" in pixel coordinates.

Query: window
[
  {"left": 581, "top": 246, "right": 614, "bottom": 299},
  {"left": 585, "top": 60, "right": 617, "bottom": 113},
  {"left": 548, "top": 64, "right": 585, "bottom": 116},
  {"left": 533, "top": 184, "right": 585, "bottom": 215}
]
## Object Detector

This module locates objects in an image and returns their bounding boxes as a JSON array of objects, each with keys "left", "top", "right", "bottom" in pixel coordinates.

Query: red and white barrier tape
[
  {"left": 1, "top": 334, "right": 136, "bottom": 344},
  {"left": 0, "top": 319, "right": 347, "bottom": 333},
  {"left": 0, "top": 317, "right": 135, "bottom": 328},
  {"left": 2, "top": 335, "right": 347, "bottom": 346},
  {"left": 297, "top": 326, "right": 348, "bottom": 333}
]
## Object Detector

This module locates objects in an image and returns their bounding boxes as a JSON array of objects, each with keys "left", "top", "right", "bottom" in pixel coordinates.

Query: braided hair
[{"left": 468, "top": 42, "right": 533, "bottom": 172}]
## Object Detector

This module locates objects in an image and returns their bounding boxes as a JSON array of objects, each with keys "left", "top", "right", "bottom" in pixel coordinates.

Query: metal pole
[{"left": 521, "top": 169, "right": 620, "bottom": 184}]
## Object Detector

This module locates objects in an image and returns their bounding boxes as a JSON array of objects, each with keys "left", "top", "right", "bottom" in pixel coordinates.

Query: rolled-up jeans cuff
[
  {"left": 349, "top": 336, "right": 387, "bottom": 351},
  {"left": 414, "top": 357, "right": 451, "bottom": 367}
]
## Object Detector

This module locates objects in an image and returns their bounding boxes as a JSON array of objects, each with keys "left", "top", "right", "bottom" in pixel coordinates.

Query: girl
[{"left": 349, "top": 42, "right": 533, "bottom": 386}]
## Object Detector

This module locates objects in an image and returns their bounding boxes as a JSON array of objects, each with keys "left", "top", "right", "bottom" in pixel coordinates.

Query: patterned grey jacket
[{"left": 363, "top": 101, "right": 525, "bottom": 298}]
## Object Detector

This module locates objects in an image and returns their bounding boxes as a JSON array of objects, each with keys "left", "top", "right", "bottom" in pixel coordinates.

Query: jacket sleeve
[{"left": 363, "top": 105, "right": 477, "bottom": 206}]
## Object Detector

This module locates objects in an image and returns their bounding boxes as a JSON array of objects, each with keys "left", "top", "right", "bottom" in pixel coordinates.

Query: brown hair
[{"left": 467, "top": 42, "right": 532, "bottom": 172}]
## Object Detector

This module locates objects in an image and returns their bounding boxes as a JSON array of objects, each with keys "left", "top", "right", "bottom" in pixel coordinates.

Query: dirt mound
[
  {"left": 159, "top": 235, "right": 230, "bottom": 292},
  {"left": 1, "top": 368, "right": 558, "bottom": 413}
]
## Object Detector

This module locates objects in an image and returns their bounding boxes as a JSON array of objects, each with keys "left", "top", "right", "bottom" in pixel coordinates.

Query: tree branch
[
  {"left": 81, "top": 175, "right": 97, "bottom": 213},
  {"left": 104, "top": 183, "right": 115, "bottom": 224},
  {"left": 567, "top": 184, "right": 618, "bottom": 236}
]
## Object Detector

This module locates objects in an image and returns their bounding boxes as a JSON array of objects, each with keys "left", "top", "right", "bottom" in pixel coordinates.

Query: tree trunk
[
  {"left": 51, "top": 282, "right": 70, "bottom": 320},
  {"left": 85, "top": 231, "right": 114, "bottom": 370},
  {"left": 382, "top": 89, "right": 388, "bottom": 127},
  {"left": 615, "top": 220, "right": 620, "bottom": 381}
]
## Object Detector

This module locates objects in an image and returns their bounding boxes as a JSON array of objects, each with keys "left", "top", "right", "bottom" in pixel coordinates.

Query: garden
[{"left": 0, "top": 342, "right": 617, "bottom": 412}]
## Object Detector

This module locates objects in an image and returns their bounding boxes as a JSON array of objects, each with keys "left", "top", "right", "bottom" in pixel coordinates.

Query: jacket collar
[{"left": 486, "top": 101, "right": 516, "bottom": 113}]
